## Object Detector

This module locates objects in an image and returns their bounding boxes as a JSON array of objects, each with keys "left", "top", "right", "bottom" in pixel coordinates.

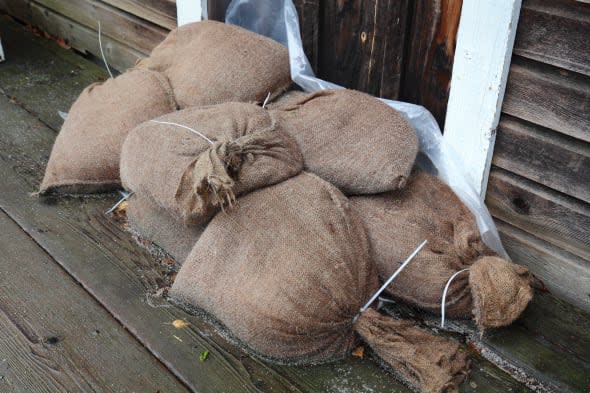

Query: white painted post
[
  {"left": 176, "top": 0, "right": 204, "bottom": 26},
  {"left": 0, "top": 37, "right": 5, "bottom": 62},
  {"left": 443, "top": 0, "right": 522, "bottom": 200}
]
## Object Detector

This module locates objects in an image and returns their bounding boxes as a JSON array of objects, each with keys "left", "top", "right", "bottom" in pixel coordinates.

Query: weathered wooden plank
[
  {"left": 513, "top": 0, "right": 590, "bottom": 76},
  {"left": 400, "top": 0, "right": 462, "bottom": 127},
  {"left": 497, "top": 220, "right": 590, "bottom": 313},
  {"left": 487, "top": 168, "right": 590, "bottom": 261},
  {"left": 206, "top": 0, "right": 231, "bottom": 21},
  {"left": 0, "top": 15, "right": 108, "bottom": 130},
  {"left": 101, "top": 0, "right": 177, "bottom": 30},
  {"left": 482, "top": 299, "right": 590, "bottom": 393},
  {"left": 492, "top": 115, "right": 590, "bottom": 203},
  {"left": 32, "top": 0, "right": 167, "bottom": 54},
  {"left": 30, "top": 3, "right": 144, "bottom": 71},
  {"left": 317, "top": 0, "right": 409, "bottom": 99},
  {"left": 0, "top": 211, "right": 188, "bottom": 393},
  {"left": 502, "top": 57, "right": 590, "bottom": 142},
  {"left": 293, "top": 0, "right": 320, "bottom": 73}
]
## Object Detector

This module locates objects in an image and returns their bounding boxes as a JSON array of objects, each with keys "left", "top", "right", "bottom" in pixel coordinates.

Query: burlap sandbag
[
  {"left": 40, "top": 69, "right": 177, "bottom": 194},
  {"left": 271, "top": 89, "right": 419, "bottom": 195},
  {"left": 350, "top": 171, "right": 532, "bottom": 327},
  {"left": 126, "top": 193, "right": 204, "bottom": 262},
  {"left": 120, "top": 102, "right": 303, "bottom": 225},
  {"left": 138, "top": 20, "right": 291, "bottom": 108},
  {"left": 265, "top": 89, "right": 307, "bottom": 109},
  {"left": 171, "top": 173, "right": 469, "bottom": 393}
]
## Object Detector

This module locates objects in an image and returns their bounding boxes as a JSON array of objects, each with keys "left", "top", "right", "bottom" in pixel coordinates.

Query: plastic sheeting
[{"left": 225, "top": 0, "right": 507, "bottom": 257}]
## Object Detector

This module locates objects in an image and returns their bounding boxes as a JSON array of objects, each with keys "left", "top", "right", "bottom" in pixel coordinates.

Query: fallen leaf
[
  {"left": 172, "top": 319, "right": 190, "bottom": 329},
  {"left": 199, "top": 350, "right": 209, "bottom": 362},
  {"left": 117, "top": 200, "right": 128, "bottom": 213},
  {"left": 351, "top": 346, "right": 365, "bottom": 359}
]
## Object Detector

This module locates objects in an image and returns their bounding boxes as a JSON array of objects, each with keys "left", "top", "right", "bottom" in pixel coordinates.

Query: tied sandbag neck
[
  {"left": 151, "top": 118, "right": 289, "bottom": 222},
  {"left": 353, "top": 309, "right": 470, "bottom": 393},
  {"left": 350, "top": 240, "right": 470, "bottom": 393}
]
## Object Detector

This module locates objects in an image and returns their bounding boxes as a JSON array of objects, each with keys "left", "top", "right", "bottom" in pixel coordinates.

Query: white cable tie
[
  {"left": 262, "top": 92, "right": 271, "bottom": 108},
  {"left": 150, "top": 120, "right": 215, "bottom": 145},
  {"left": 440, "top": 268, "right": 470, "bottom": 328},
  {"left": 353, "top": 240, "right": 427, "bottom": 323},
  {"left": 98, "top": 21, "right": 114, "bottom": 79}
]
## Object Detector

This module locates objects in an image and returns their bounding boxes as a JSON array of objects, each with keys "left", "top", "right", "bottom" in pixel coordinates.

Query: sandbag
[
  {"left": 120, "top": 102, "right": 303, "bottom": 225},
  {"left": 271, "top": 89, "right": 419, "bottom": 195},
  {"left": 350, "top": 171, "right": 532, "bottom": 327},
  {"left": 265, "top": 89, "right": 307, "bottom": 109},
  {"left": 126, "top": 193, "right": 204, "bottom": 262},
  {"left": 138, "top": 20, "right": 291, "bottom": 108},
  {"left": 171, "top": 173, "right": 469, "bottom": 393},
  {"left": 40, "top": 69, "right": 177, "bottom": 194}
]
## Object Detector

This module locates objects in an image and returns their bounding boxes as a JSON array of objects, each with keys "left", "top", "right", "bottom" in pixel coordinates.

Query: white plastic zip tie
[
  {"left": 150, "top": 120, "right": 215, "bottom": 145},
  {"left": 98, "top": 21, "right": 114, "bottom": 79},
  {"left": 353, "top": 240, "right": 428, "bottom": 323},
  {"left": 261, "top": 92, "right": 271, "bottom": 108},
  {"left": 105, "top": 191, "right": 134, "bottom": 214},
  {"left": 440, "top": 268, "right": 471, "bottom": 328}
]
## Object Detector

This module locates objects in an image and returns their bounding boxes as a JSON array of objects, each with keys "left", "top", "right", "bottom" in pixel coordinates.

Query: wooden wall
[
  {"left": 486, "top": 0, "right": 590, "bottom": 311},
  {"left": 0, "top": 0, "right": 175, "bottom": 72},
  {"left": 208, "top": 0, "right": 462, "bottom": 127},
  {"left": 0, "top": 0, "right": 462, "bottom": 127}
]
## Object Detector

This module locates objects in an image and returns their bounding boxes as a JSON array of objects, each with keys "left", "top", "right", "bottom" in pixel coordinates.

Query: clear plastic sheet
[{"left": 226, "top": 0, "right": 507, "bottom": 257}]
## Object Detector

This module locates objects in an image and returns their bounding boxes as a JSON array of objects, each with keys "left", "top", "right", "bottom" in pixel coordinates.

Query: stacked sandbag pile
[{"left": 39, "top": 20, "right": 534, "bottom": 393}]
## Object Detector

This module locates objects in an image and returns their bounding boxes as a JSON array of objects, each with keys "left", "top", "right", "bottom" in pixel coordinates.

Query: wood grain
[
  {"left": 497, "top": 220, "right": 590, "bottom": 313},
  {"left": 30, "top": 3, "right": 144, "bottom": 71},
  {"left": 293, "top": 0, "right": 320, "bottom": 72},
  {"left": 502, "top": 57, "right": 590, "bottom": 143},
  {"left": 0, "top": 15, "right": 108, "bottom": 130},
  {"left": 206, "top": 0, "right": 232, "bottom": 21},
  {"left": 492, "top": 115, "right": 590, "bottom": 203},
  {"left": 32, "top": 0, "right": 167, "bottom": 54},
  {"left": 317, "top": 0, "right": 409, "bottom": 99},
  {"left": 400, "top": 0, "right": 462, "bottom": 126},
  {"left": 0, "top": 211, "right": 188, "bottom": 393},
  {"left": 487, "top": 168, "right": 590, "bottom": 261},
  {"left": 514, "top": 0, "right": 590, "bottom": 76},
  {"left": 101, "top": 0, "right": 177, "bottom": 30}
]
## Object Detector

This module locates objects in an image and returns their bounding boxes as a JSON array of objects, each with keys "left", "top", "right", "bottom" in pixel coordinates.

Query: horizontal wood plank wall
[
  {"left": 487, "top": 0, "right": 590, "bottom": 311},
  {"left": 0, "top": 0, "right": 175, "bottom": 71}
]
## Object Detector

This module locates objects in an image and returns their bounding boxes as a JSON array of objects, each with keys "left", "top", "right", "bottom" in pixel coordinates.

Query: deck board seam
[{"left": 0, "top": 203, "right": 194, "bottom": 392}]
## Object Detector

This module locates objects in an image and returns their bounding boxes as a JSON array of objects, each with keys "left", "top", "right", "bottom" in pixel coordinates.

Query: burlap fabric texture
[
  {"left": 271, "top": 89, "right": 419, "bottom": 195},
  {"left": 138, "top": 20, "right": 291, "bottom": 109},
  {"left": 171, "top": 173, "right": 469, "bottom": 393},
  {"left": 40, "top": 69, "right": 177, "bottom": 194},
  {"left": 350, "top": 171, "right": 532, "bottom": 327},
  {"left": 120, "top": 102, "right": 303, "bottom": 225}
]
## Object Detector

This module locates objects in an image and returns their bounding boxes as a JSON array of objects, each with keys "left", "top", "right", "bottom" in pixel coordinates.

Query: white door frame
[
  {"left": 443, "top": 0, "right": 522, "bottom": 200},
  {"left": 176, "top": 0, "right": 203, "bottom": 26},
  {"left": 175, "top": 0, "right": 522, "bottom": 200}
]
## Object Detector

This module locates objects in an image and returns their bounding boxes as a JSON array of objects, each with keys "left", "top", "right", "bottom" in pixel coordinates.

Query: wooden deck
[{"left": 0, "top": 15, "right": 589, "bottom": 393}]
